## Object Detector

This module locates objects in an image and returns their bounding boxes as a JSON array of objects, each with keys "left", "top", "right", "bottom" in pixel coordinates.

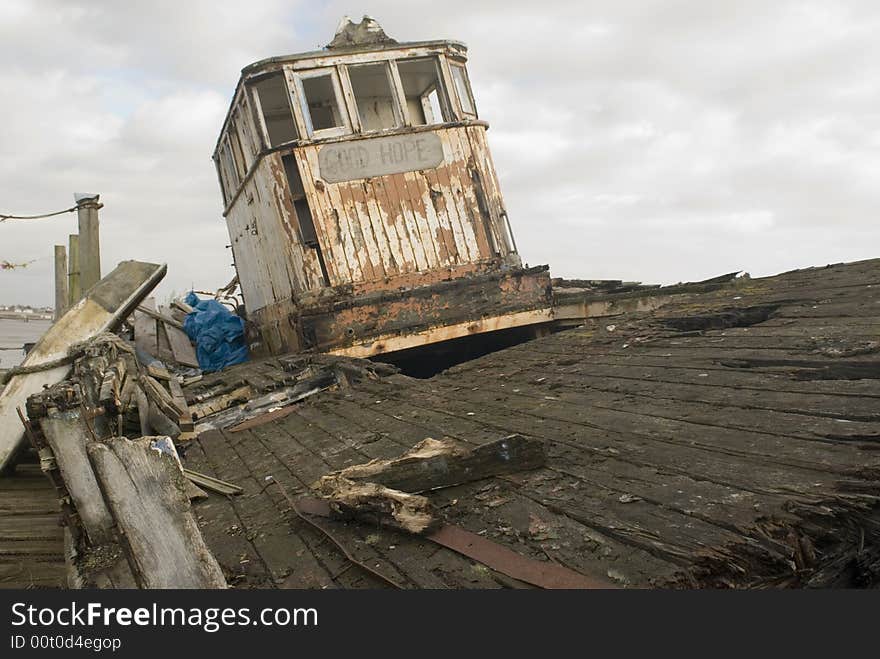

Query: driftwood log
[
  {"left": 315, "top": 434, "right": 546, "bottom": 494},
  {"left": 87, "top": 436, "right": 227, "bottom": 589},
  {"left": 316, "top": 475, "right": 436, "bottom": 534}
]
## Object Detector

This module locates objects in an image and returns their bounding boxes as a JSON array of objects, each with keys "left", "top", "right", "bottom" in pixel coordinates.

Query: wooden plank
[
  {"left": 194, "top": 429, "right": 343, "bottom": 588},
  {"left": 168, "top": 378, "right": 194, "bottom": 431},
  {"left": 183, "top": 469, "right": 242, "bottom": 496},
  {"left": 368, "top": 175, "right": 414, "bottom": 274},
  {"left": 0, "top": 561, "right": 66, "bottom": 588},
  {"left": 182, "top": 440, "right": 279, "bottom": 588},
  {"left": 133, "top": 297, "right": 159, "bottom": 355},
  {"left": 155, "top": 315, "right": 176, "bottom": 364},
  {"left": 87, "top": 437, "right": 227, "bottom": 589},
  {"left": 39, "top": 413, "right": 114, "bottom": 546},
  {"left": 136, "top": 303, "right": 184, "bottom": 330},
  {"left": 0, "top": 540, "right": 64, "bottom": 557},
  {"left": 165, "top": 314, "right": 199, "bottom": 368}
]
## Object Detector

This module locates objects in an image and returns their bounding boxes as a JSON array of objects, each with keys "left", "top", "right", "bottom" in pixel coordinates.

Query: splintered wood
[
  {"left": 39, "top": 413, "right": 114, "bottom": 546},
  {"left": 316, "top": 435, "right": 546, "bottom": 494},
  {"left": 133, "top": 297, "right": 198, "bottom": 368},
  {"left": 316, "top": 476, "right": 435, "bottom": 534},
  {"left": 313, "top": 435, "right": 546, "bottom": 533},
  {"left": 88, "top": 437, "right": 226, "bottom": 588},
  {"left": 23, "top": 333, "right": 226, "bottom": 589}
]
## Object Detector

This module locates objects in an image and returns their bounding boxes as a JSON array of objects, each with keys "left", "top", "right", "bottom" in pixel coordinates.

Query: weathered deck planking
[
  {"left": 185, "top": 259, "right": 880, "bottom": 588},
  {"left": 0, "top": 463, "right": 65, "bottom": 589}
]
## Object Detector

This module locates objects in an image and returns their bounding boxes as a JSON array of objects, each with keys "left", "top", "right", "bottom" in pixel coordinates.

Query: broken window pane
[
  {"left": 451, "top": 64, "right": 476, "bottom": 116},
  {"left": 217, "top": 142, "right": 238, "bottom": 203},
  {"left": 348, "top": 62, "right": 400, "bottom": 132},
  {"left": 251, "top": 74, "right": 298, "bottom": 147},
  {"left": 301, "top": 73, "right": 345, "bottom": 132},
  {"left": 397, "top": 58, "right": 449, "bottom": 126},
  {"left": 229, "top": 122, "right": 247, "bottom": 179}
]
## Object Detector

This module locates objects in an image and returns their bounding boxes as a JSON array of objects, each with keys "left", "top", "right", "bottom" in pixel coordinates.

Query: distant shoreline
[
  {"left": 0, "top": 312, "right": 53, "bottom": 322},
  {"left": 0, "top": 316, "right": 52, "bottom": 369}
]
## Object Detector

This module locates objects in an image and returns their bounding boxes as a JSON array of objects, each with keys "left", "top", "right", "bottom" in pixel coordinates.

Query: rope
[
  {"left": 0, "top": 206, "right": 77, "bottom": 223},
  {"left": 0, "top": 350, "right": 84, "bottom": 385}
]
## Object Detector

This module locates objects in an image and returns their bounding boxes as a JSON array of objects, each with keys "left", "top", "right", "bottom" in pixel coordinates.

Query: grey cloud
[{"left": 1, "top": 0, "right": 878, "bottom": 306}]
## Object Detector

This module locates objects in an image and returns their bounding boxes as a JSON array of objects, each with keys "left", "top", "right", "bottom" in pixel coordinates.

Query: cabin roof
[
  {"left": 183, "top": 257, "right": 880, "bottom": 588},
  {"left": 241, "top": 39, "right": 468, "bottom": 77},
  {"left": 241, "top": 16, "right": 467, "bottom": 75},
  {"left": 214, "top": 32, "right": 469, "bottom": 167}
]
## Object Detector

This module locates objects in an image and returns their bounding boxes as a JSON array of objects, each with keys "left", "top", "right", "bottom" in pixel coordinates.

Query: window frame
[
  {"left": 248, "top": 72, "right": 300, "bottom": 149},
  {"left": 393, "top": 56, "right": 454, "bottom": 128},
  {"left": 216, "top": 138, "right": 239, "bottom": 204},
  {"left": 449, "top": 62, "right": 477, "bottom": 118},
  {"left": 293, "top": 67, "right": 352, "bottom": 139},
  {"left": 345, "top": 60, "right": 404, "bottom": 134}
]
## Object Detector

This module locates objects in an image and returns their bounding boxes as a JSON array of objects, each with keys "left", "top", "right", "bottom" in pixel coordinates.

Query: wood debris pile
[
  {"left": 23, "top": 333, "right": 225, "bottom": 587},
  {"left": 19, "top": 332, "right": 375, "bottom": 588}
]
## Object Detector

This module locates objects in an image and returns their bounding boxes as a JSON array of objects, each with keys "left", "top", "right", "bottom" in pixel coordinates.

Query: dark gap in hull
[{"left": 372, "top": 323, "right": 555, "bottom": 379}]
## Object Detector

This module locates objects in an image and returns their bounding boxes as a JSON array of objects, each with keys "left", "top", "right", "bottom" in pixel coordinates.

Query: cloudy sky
[{"left": 1, "top": 0, "right": 878, "bottom": 306}]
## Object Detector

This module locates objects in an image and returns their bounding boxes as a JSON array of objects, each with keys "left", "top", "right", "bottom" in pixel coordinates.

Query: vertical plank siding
[{"left": 228, "top": 124, "right": 516, "bottom": 319}]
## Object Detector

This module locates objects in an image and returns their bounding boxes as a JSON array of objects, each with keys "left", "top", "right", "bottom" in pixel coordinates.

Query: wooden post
[
  {"left": 53, "top": 245, "right": 68, "bottom": 321},
  {"left": 75, "top": 193, "right": 101, "bottom": 293},
  {"left": 68, "top": 233, "right": 81, "bottom": 306}
]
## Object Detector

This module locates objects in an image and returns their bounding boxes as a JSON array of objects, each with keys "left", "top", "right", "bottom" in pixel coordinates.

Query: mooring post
[
  {"left": 67, "top": 233, "right": 81, "bottom": 306},
  {"left": 54, "top": 244, "right": 68, "bottom": 321},
  {"left": 75, "top": 193, "right": 101, "bottom": 293}
]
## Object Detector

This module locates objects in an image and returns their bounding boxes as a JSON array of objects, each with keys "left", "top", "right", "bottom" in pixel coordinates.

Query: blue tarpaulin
[{"left": 183, "top": 292, "right": 248, "bottom": 372}]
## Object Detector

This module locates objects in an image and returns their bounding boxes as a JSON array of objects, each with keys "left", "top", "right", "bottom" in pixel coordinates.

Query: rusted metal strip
[
  {"left": 426, "top": 524, "right": 615, "bottom": 589},
  {"left": 269, "top": 479, "right": 404, "bottom": 589},
  {"left": 294, "top": 495, "right": 613, "bottom": 589}
]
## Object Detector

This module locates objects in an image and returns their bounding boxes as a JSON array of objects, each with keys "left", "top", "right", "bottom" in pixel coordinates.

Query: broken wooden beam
[
  {"left": 316, "top": 434, "right": 546, "bottom": 494},
  {"left": 135, "top": 303, "right": 185, "bottom": 330},
  {"left": 140, "top": 374, "right": 185, "bottom": 420},
  {"left": 87, "top": 436, "right": 227, "bottom": 589},
  {"left": 167, "top": 377, "right": 193, "bottom": 432},
  {"left": 172, "top": 299, "right": 194, "bottom": 315},
  {"left": 38, "top": 411, "right": 114, "bottom": 546},
  {"left": 315, "top": 475, "right": 436, "bottom": 534},
  {"left": 0, "top": 261, "right": 166, "bottom": 473}
]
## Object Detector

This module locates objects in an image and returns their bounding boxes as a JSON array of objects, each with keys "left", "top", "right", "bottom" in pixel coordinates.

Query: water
[{"left": 0, "top": 318, "right": 52, "bottom": 368}]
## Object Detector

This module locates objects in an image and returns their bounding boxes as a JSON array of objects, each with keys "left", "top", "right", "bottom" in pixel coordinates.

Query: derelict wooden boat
[{"left": 0, "top": 260, "right": 166, "bottom": 472}]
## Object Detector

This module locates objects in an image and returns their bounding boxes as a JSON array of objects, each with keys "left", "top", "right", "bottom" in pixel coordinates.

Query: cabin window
[
  {"left": 298, "top": 69, "right": 349, "bottom": 137},
  {"left": 214, "top": 157, "right": 228, "bottom": 206},
  {"left": 234, "top": 102, "right": 259, "bottom": 167},
  {"left": 281, "top": 155, "right": 318, "bottom": 247},
  {"left": 228, "top": 121, "right": 247, "bottom": 180},
  {"left": 216, "top": 141, "right": 239, "bottom": 204},
  {"left": 450, "top": 63, "right": 476, "bottom": 117},
  {"left": 396, "top": 58, "right": 450, "bottom": 126},
  {"left": 347, "top": 62, "right": 401, "bottom": 132},
  {"left": 251, "top": 73, "right": 298, "bottom": 147},
  {"left": 283, "top": 154, "right": 330, "bottom": 287}
]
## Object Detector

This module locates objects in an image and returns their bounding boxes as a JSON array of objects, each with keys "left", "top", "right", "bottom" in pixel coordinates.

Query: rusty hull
[{"left": 249, "top": 265, "right": 551, "bottom": 357}]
